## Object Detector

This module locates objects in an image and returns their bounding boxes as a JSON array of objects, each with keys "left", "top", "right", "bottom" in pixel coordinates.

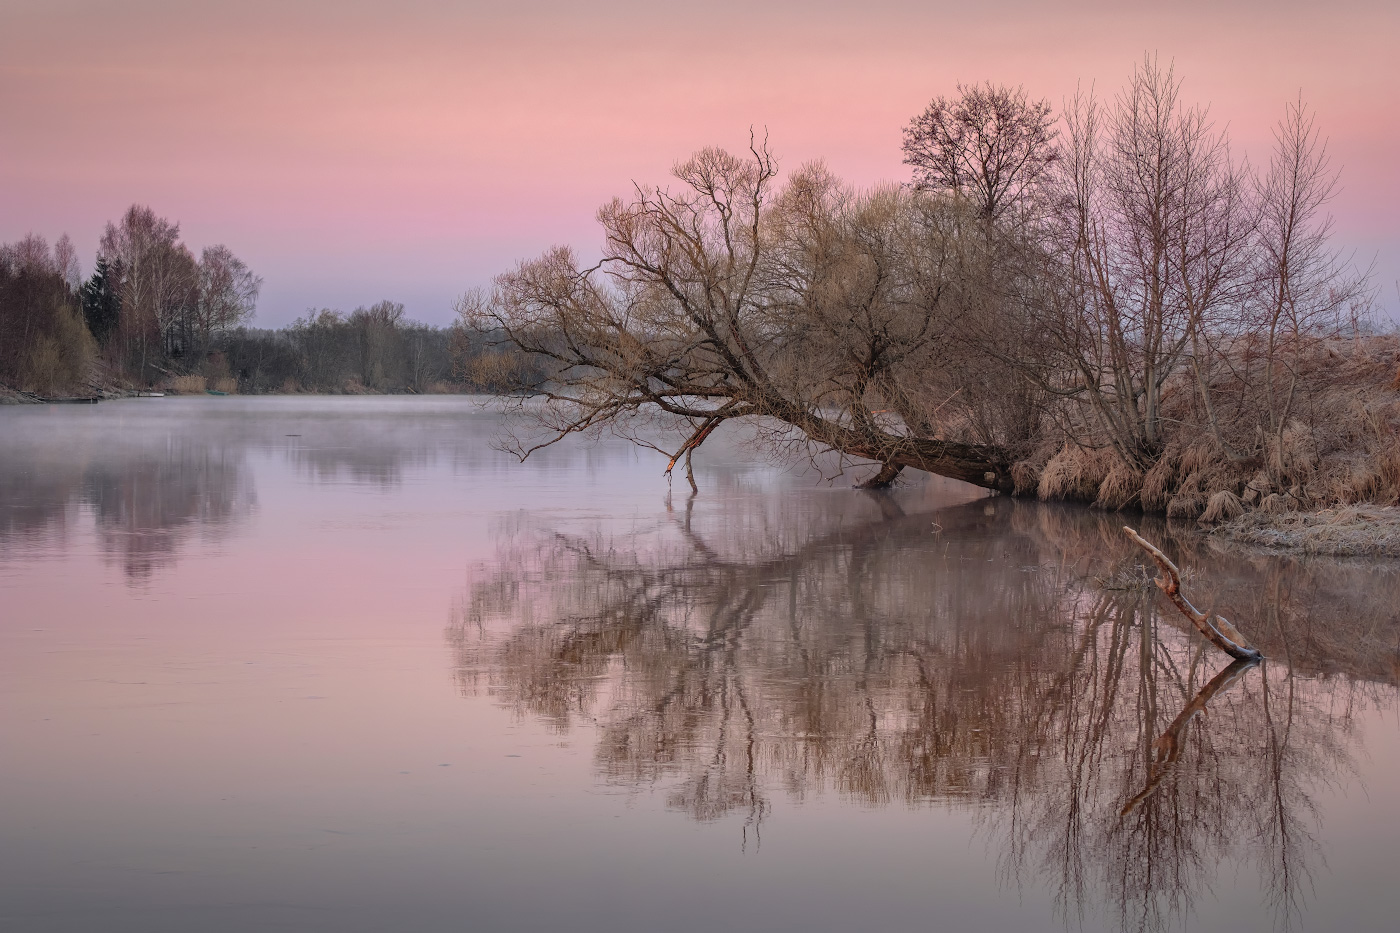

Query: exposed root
[{"left": 1123, "top": 526, "right": 1262, "bottom": 661}]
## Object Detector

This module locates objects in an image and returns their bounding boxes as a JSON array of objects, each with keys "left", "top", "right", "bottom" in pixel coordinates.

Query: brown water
[{"left": 2, "top": 397, "right": 1397, "bottom": 932}]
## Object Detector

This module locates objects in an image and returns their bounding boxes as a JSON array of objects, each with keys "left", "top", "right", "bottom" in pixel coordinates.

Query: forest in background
[{"left": 0, "top": 206, "right": 541, "bottom": 398}]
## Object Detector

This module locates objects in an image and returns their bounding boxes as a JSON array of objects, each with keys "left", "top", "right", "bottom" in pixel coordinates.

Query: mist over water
[{"left": 2, "top": 397, "right": 1397, "bottom": 932}]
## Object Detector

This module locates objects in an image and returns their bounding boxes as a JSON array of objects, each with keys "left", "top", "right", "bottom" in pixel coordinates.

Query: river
[{"left": 2, "top": 396, "right": 1397, "bottom": 932}]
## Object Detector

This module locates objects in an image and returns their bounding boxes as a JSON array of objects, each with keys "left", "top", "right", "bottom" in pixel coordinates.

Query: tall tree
[
  {"left": 98, "top": 205, "right": 194, "bottom": 379},
  {"left": 192, "top": 245, "right": 261, "bottom": 359},
  {"left": 81, "top": 256, "right": 123, "bottom": 349},
  {"left": 1029, "top": 58, "right": 1253, "bottom": 468},
  {"left": 1251, "top": 97, "right": 1371, "bottom": 444},
  {"left": 0, "top": 235, "right": 96, "bottom": 393},
  {"left": 902, "top": 82, "right": 1059, "bottom": 222}
]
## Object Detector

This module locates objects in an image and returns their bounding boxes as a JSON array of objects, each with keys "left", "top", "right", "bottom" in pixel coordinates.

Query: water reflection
[
  {"left": 0, "top": 399, "right": 504, "bottom": 580},
  {"left": 454, "top": 494, "right": 1398, "bottom": 931},
  {"left": 0, "top": 424, "right": 255, "bottom": 581},
  {"left": 85, "top": 440, "right": 255, "bottom": 580}
]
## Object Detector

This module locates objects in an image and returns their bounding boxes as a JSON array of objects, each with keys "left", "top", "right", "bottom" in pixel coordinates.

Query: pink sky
[{"left": 2, "top": 0, "right": 1396, "bottom": 326}]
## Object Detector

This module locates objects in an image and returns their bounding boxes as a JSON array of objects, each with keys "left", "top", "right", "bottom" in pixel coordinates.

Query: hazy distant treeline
[
  {"left": 0, "top": 205, "right": 542, "bottom": 396},
  {"left": 219, "top": 306, "right": 545, "bottom": 395}
]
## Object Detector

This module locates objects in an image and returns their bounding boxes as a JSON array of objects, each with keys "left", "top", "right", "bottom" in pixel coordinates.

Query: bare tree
[
  {"left": 461, "top": 143, "right": 1015, "bottom": 490},
  {"left": 467, "top": 65, "right": 1379, "bottom": 509},
  {"left": 192, "top": 245, "right": 261, "bottom": 358},
  {"left": 350, "top": 300, "right": 406, "bottom": 390},
  {"left": 1031, "top": 59, "right": 1253, "bottom": 469},
  {"left": 1251, "top": 97, "right": 1372, "bottom": 443},
  {"left": 53, "top": 234, "right": 82, "bottom": 291},
  {"left": 902, "top": 82, "right": 1059, "bottom": 222},
  {"left": 0, "top": 234, "right": 95, "bottom": 393},
  {"left": 99, "top": 205, "right": 195, "bottom": 380}
]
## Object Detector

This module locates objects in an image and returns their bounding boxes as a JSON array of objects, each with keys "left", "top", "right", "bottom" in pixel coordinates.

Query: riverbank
[
  {"left": 1212, "top": 504, "right": 1400, "bottom": 557},
  {"left": 0, "top": 379, "right": 483, "bottom": 404}
]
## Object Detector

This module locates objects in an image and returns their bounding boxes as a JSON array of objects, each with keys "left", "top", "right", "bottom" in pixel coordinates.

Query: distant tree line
[
  {"left": 218, "top": 306, "right": 546, "bottom": 395},
  {"left": 1, "top": 205, "right": 542, "bottom": 396}
]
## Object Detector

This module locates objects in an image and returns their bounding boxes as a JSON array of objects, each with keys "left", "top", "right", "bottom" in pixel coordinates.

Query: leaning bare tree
[{"left": 460, "top": 141, "right": 1016, "bottom": 490}]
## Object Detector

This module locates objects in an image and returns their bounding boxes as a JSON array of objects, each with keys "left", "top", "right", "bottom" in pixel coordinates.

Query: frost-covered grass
[{"left": 1213, "top": 505, "right": 1400, "bottom": 557}]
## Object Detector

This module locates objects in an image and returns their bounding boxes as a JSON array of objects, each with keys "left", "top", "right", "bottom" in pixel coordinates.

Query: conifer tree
[{"left": 80, "top": 256, "right": 122, "bottom": 349}]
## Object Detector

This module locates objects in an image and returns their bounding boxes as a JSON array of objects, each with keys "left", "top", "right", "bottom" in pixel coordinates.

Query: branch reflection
[{"left": 452, "top": 495, "right": 1396, "bottom": 930}]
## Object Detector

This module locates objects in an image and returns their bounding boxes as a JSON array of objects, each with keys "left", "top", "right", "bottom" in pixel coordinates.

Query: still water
[{"left": 1, "top": 397, "right": 1397, "bottom": 932}]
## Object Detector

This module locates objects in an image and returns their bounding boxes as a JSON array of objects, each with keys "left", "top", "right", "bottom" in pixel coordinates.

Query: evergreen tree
[{"left": 81, "top": 257, "right": 122, "bottom": 348}]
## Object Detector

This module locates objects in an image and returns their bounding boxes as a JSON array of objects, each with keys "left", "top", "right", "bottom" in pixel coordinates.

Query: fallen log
[{"left": 1123, "top": 526, "right": 1263, "bottom": 661}]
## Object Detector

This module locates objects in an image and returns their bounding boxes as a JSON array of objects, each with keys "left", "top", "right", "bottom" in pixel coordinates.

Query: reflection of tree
[
  {"left": 1, "top": 400, "right": 506, "bottom": 580},
  {"left": 0, "top": 448, "right": 87, "bottom": 546},
  {"left": 452, "top": 495, "right": 1397, "bottom": 931},
  {"left": 85, "top": 441, "right": 255, "bottom": 580},
  {"left": 0, "top": 431, "right": 254, "bottom": 581},
  {"left": 287, "top": 438, "right": 428, "bottom": 487}
]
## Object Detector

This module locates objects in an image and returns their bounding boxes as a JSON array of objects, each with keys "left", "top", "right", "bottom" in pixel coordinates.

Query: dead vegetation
[
  {"left": 1124, "top": 526, "right": 1262, "bottom": 660},
  {"left": 1212, "top": 504, "right": 1400, "bottom": 557},
  {"left": 1020, "top": 335, "right": 1400, "bottom": 533}
]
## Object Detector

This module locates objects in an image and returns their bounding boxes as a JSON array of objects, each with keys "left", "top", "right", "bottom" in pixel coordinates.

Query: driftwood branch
[{"left": 1123, "top": 527, "right": 1262, "bottom": 661}]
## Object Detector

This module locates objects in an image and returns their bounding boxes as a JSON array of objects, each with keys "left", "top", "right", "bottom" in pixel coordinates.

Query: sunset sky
[{"left": 3, "top": 0, "right": 1396, "bottom": 326}]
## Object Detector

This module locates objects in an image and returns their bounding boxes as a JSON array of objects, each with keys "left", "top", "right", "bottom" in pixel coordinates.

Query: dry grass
[
  {"left": 1166, "top": 491, "right": 1206, "bottom": 519},
  {"left": 1199, "top": 490, "right": 1245, "bottom": 524},
  {"left": 1008, "top": 337, "right": 1400, "bottom": 524},
  {"left": 1092, "top": 461, "right": 1142, "bottom": 510},
  {"left": 1138, "top": 453, "right": 1179, "bottom": 512},
  {"left": 1037, "top": 444, "right": 1114, "bottom": 502},
  {"left": 1011, "top": 458, "right": 1043, "bottom": 496},
  {"left": 169, "top": 374, "right": 206, "bottom": 394},
  {"left": 1214, "top": 505, "right": 1400, "bottom": 556},
  {"left": 1331, "top": 439, "right": 1400, "bottom": 506}
]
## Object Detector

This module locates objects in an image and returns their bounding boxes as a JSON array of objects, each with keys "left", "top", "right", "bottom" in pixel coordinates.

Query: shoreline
[
  {"left": 6, "top": 384, "right": 1398, "bottom": 557},
  {"left": 1210, "top": 505, "right": 1400, "bottom": 558},
  {"left": 0, "top": 383, "right": 488, "bottom": 404}
]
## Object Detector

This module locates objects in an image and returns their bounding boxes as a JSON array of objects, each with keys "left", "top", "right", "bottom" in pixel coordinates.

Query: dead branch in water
[
  {"left": 665, "top": 416, "right": 722, "bottom": 493},
  {"left": 1120, "top": 656, "right": 1259, "bottom": 814},
  {"left": 1123, "top": 526, "right": 1263, "bottom": 661}
]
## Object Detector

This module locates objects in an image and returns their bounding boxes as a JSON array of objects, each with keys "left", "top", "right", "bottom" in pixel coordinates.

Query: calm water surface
[{"left": 2, "top": 397, "right": 1397, "bottom": 932}]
